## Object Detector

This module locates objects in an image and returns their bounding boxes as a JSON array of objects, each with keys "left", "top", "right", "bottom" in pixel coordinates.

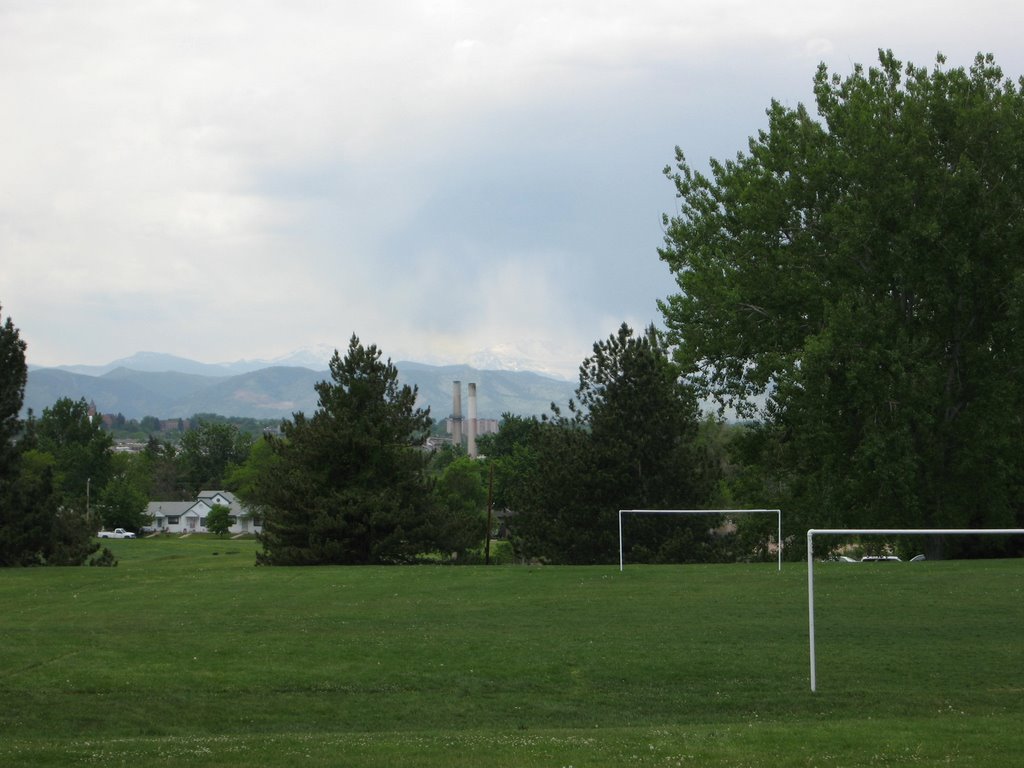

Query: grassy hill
[{"left": 1, "top": 539, "right": 1021, "bottom": 766}]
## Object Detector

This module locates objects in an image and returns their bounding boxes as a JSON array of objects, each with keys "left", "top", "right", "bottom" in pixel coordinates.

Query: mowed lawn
[{"left": 1, "top": 537, "right": 1022, "bottom": 766}]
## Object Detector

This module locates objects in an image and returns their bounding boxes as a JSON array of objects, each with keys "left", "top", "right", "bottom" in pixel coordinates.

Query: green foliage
[
  {"left": 225, "top": 436, "right": 277, "bottom": 507},
  {"left": 504, "top": 416, "right": 604, "bottom": 563},
  {"left": 431, "top": 456, "right": 489, "bottom": 559},
  {"left": 0, "top": 450, "right": 59, "bottom": 566},
  {"left": 0, "top": 306, "right": 26, "bottom": 464},
  {"left": 255, "top": 335, "right": 443, "bottom": 565},
  {"left": 475, "top": 412, "right": 540, "bottom": 460},
  {"left": 139, "top": 415, "right": 162, "bottom": 433},
  {"left": 433, "top": 456, "right": 487, "bottom": 513},
  {"left": 206, "top": 503, "right": 233, "bottom": 537},
  {"left": 33, "top": 396, "right": 114, "bottom": 510},
  {"left": 0, "top": 307, "right": 106, "bottom": 566},
  {"left": 99, "top": 450, "right": 159, "bottom": 528},
  {"left": 97, "top": 471, "right": 150, "bottom": 532},
  {"left": 501, "top": 324, "right": 714, "bottom": 564},
  {"left": 660, "top": 52, "right": 1024, "bottom": 550},
  {"left": 138, "top": 436, "right": 186, "bottom": 500},
  {"left": 177, "top": 420, "right": 254, "bottom": 495}
]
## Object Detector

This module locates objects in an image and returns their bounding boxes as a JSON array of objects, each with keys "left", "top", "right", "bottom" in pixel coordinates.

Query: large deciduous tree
[
  {"left": 34, "top": 397, "right": 113, "bottom": 511},
  {"left": 659, "top": 52, "right": 1024, "bottom": 549},
  {"left": 177, "top": 420, "right": 253, "bottom": 495},
  {"left": 97, "top": 462, "right": 150, "bottom": 532},
  {"left": 255, "top": 335, "right": 438, "bottom": 565}
]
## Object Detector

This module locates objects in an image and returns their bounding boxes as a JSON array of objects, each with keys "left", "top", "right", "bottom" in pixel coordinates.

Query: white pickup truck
[{"left": 97, "top": 528, "right": 136, "bottom": 539}]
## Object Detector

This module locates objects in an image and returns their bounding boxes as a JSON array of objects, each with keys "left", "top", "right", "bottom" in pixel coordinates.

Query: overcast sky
[{"left": 3, "top": 2, "right": 1023, "bottom": 378}]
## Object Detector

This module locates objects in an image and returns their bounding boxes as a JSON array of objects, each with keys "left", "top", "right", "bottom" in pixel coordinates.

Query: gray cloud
[{"left": 3, "top": 1, "right": 1024, "bottom": 378}]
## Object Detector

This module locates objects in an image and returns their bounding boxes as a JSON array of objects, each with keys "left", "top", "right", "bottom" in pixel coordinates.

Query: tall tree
[
  {"left": 34, "top": 397, "right": 113, "bottom": 512},
  {"left": 255, "top": 335, "right": 438, "bottom": 565},
  {"left": 659, "top": 52, "right": 1024, "bottom": 551},
  {"left": 509, "top": 324, "right": 713, "bottom": 564},
  {"left": 97, "top": 460, "right": 150, "bottom": 532},
  {"left": 0, "top": 306, "right": 25, "bottom": 465},
  {"left": 578, "top": 324, "right": 708, "bottom": 511},
  {"left": 432, "top": 456, "right": 489, "bottom": 560},
  {"left": 0, "top": 306, "right": 107, "bottom": 566},
  {"left": 0, "top": 304, "right": 45, "bottom": 565},
  {"left": 139, "top": 436, "right": 186, "bottom": 500},
  {"left": 177, "top": 420, "right": 253, "bottom": 494}
]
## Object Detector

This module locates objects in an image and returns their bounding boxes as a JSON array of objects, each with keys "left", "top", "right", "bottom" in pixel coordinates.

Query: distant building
[
  {"left": 159, "top": 418, "right": 190, "bottom": 432},
  {"left": 146, "top": 490, "right": 261, "bottom": 535}
]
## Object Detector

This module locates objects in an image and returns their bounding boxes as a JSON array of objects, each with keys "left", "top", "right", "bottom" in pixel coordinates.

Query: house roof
[
  {"left": 197, "top": 490, "right": 247, "bottom": 514},
  {"left": 148, "top": 491, "right": 252, "bottom": 520},
  {"left": 199, "top": 490, "right": 238, "bottom": 503},
  {"left": 146, "top": 501, "right": 194, "bottom": 517}
]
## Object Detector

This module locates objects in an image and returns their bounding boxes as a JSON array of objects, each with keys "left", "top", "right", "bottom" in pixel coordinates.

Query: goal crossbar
[
  {"left": 618, "top": 509, "right": 782, "bottom": 572},
  {"left": 806, "top": 527, "right": 1024, "bottom": 692}
]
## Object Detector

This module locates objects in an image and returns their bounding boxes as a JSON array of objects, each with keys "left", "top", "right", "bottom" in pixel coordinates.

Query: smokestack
[
  {"left": 451, "top": 381, "right": 463, "bottom": 448},
  {"left": 468, "top": 382, "right": 478, "bottom": 458}
]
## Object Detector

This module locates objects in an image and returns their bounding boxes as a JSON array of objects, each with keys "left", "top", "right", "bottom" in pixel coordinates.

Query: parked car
[{"left": 97, "top": 528, "right": 136, "bottom": 539}]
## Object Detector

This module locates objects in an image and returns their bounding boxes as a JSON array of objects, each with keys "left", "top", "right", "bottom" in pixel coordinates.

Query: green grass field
[{"left": 1, "top": 536, "right": 1021, "bottom": 766}]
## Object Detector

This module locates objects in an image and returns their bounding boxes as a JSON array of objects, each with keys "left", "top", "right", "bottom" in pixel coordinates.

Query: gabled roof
[
  {"left": 148, "top": 491, "right": 252, "bottom": 519},
  {"left": 197, "top": 490, "right": 247, "bottom": 515},
  {"left": 199, "top": 489, "right": 237, "bottom": 503},
  {"left": 182, "top": 500, "right": 211, "bottom": 518},
  {"left": 146, "top": 501, "right": 194, "bottom": 518}
]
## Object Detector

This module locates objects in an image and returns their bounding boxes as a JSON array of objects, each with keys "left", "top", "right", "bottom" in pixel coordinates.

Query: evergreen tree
[
  {"left": 256, "top": 335, "right": 437, "bottom": 565},
  {"left": 0, "top": 307, "right": 50, "bottom": 565},
  {"left": 0, "top": 306, "right": 25, "bottom": 465},
  {"left": 0, "top": 305, "right": 108, "bottom": 566},
  {"left": 508, "top": 324, "right": 713, "bottom": 564}
]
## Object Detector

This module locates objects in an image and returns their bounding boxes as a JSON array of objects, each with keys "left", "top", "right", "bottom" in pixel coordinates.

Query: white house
[{"left": 146, "top": 490, "right": 262, "bottom": 535}]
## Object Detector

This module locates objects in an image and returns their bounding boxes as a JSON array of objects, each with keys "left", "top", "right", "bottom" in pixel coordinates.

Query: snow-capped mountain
[{"left": 467, "top": 342, "right": 580, "bottom": 382}]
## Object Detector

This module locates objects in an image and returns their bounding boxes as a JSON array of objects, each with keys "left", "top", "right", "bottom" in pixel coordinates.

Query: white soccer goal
[
  {"left": 806, "top": 527, "right": 1024, "bottom": 692},
  {"left": 618, "top": 509, "right": 782, "bottom": 572}
]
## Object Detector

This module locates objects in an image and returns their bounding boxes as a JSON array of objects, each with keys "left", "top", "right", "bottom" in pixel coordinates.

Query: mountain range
[{"left": 23, "top": 352, "right": 579, "bottom": 422}]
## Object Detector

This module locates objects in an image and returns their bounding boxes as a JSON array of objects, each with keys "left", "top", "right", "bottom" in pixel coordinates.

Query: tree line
[{"left": 3, "top": 51, "right": 1024, "bottom": 566}]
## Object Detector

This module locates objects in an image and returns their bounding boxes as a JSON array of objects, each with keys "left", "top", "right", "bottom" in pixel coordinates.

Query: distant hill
[{"left": 23, "top": 359, "right": 577, "bottom": 422}]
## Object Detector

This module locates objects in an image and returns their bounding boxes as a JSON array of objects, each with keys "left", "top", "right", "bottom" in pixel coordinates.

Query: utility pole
[{"left": 484, "top": 464, "right": 494, "bottom": 565}]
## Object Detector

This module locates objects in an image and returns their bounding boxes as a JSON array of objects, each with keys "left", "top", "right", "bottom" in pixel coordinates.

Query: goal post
[
  {"left": 806, "top": 527, "right": 1024, "bottom": 692},
  {"left": 618, "top": 509, "right": 782, "bottom": 572}
]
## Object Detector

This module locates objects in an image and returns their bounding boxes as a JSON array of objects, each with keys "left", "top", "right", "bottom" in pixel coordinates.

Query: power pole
[{"left": 484, "top": 464, "right": 494, "bottom": 565}]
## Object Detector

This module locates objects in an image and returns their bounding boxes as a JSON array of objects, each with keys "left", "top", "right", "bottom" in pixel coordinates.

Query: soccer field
[{"left": 1, "top": 537, "right": 1021, "bottom": 766}]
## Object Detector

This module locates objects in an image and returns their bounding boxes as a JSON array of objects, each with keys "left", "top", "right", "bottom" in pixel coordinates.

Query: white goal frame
[
  {"left": 806, "top": 527, "right": 1024, "bottom": 692},
  {"left": 618, "top": 509, "right": 782, "bottom": 572}
]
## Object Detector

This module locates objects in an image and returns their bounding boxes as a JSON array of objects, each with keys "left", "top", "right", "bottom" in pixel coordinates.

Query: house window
[
  {"left": 167, "top": 516, "right": 180, "bottom": 525},
  {"left": 199, "top": 517, "right": 206, "bottom": 527}
]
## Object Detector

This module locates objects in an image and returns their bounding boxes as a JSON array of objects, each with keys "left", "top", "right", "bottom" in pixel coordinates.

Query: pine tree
[
  {"left": 0, "top": 304, "right": 107, "bottom": 566},
  {"left": 256, "top": 335, "right": 436, "bottom": 564}
]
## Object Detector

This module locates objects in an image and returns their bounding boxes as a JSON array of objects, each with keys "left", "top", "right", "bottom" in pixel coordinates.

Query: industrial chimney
[
  {"left": 467, "top": 382, "right": 478, "bottom": 458},
  {"left": 451, "top": 381, "right": 463, "bottom": 448}
]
